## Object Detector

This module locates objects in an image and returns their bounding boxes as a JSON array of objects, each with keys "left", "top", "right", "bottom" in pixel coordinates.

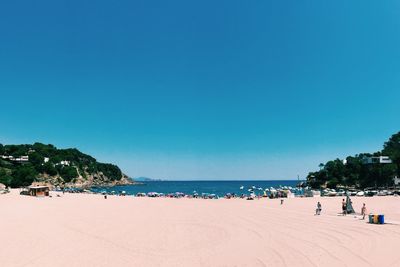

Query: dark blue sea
[{"left": 91, "top": 180, "right": 301, "bottom": 196}]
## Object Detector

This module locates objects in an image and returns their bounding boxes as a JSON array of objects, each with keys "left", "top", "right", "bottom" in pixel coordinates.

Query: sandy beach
[{"left": 1, "top": 190, "right": 400, "bottom": 267}]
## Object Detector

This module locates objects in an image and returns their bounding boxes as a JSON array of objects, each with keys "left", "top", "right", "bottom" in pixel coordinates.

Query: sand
[{"left": 1, "top": 190, "right": 400, "bottom": 267}]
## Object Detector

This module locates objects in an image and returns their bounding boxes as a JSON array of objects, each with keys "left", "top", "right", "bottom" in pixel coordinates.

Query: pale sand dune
[{"left": 1, "top": 190, "right": 400, "bottom": 267}]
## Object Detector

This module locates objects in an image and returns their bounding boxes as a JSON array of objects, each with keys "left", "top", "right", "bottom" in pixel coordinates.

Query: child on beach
[
  {"left": 315, "top": 202, "right": 322, "bottom": 215},
  {"left": 361, "top": 203, "right": 367, "bottom": 220}
]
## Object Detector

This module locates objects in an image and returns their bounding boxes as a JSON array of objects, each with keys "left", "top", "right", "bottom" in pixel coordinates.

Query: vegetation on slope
[
  {"left": 307, "top": 132, "right": 400, "bottom": 189},
  {"left": 0, "top": 143, "right": 124, "bottom": 188}
]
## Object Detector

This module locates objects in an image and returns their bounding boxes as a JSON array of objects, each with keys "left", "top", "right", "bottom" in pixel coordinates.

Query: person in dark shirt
[
  {"left": 315, "top": 202, "right": 322, "bottom": 215},
  {"left": 342, "top": 199, "right": 347, "bottom": 216}
]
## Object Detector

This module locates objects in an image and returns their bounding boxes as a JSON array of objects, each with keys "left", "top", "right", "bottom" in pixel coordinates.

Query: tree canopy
[
  {"left": 307, "top": 132, "right": 400, "bottom": 189},
  {"left": 0, "top": 143, "right": 123, "bottom": 188}
]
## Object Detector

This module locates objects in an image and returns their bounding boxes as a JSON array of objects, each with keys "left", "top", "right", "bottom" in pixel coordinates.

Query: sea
[{"left": 91, "top": 180, "right": 302, "bottom": 196}]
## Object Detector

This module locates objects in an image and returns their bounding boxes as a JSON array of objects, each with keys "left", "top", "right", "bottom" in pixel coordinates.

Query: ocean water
[{"left": 91, "top": 180, "right": 301, "bottom": 196}]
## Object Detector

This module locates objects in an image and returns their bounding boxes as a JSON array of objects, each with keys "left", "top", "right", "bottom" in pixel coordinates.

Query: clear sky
[{"left": 0, "top": 1, "right": 399, "bottom": 180}]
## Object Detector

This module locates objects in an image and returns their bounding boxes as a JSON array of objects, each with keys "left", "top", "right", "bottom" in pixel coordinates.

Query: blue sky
[{"left": 0, "top": 0, "right": 399, "bottom": 180}]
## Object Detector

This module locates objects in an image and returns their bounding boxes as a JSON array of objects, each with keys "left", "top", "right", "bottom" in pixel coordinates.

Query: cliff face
[
  {"left": 36, "top": 171, "right": 134, "bottom": 188},
  {"left": 72, "top": 171, "right": 133, "bottom": 188}
]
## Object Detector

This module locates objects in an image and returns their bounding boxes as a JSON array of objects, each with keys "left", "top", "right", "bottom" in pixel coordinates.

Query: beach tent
[{"left": 346, "top": 196, "right": 355, "bottom": 214}]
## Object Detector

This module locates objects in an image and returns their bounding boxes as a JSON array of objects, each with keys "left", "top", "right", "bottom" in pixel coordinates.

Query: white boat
[
  {"left": 377, "top": 191, "right": 387, "bottom": 196},
  {"left": 337, "top": 190, "right": 345, "bottom": 196},
  {"left": 323, "top": 189, "right": 337, "bottom": 197},
  {"left": 356, "top": 191, "right": 365, "bottom": 197},
  {"left": 327, "top": 191, "right": 337, "bottom": 197}
]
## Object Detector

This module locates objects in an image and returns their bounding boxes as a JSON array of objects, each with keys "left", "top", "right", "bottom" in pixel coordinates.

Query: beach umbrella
[{"left": 240, "top": 186, "right": 244, "bottom": 190}]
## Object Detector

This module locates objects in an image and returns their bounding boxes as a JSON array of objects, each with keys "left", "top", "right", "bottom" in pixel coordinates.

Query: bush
[{"left": 60, "top": 166, "right": 78, "bottom": 183}]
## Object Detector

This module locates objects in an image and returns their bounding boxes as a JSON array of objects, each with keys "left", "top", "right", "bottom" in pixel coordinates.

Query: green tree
[
  {"left": 0, "top": 168, "right": 12, "bottom": 186},
  {"left": 383, "top": 131, "right": 400, "bottom": 175},
  {"left": 37, "top": 163, "right": 58, "bottom": 176},
  {"left": 60, "top": 166, "right": 78, "bottom": 183},
  {"left": 10, "top": 165, "right": 37, "bottom": 188},
  {"left": 29, "top": 152, "right": 44, "bottom": 166}
]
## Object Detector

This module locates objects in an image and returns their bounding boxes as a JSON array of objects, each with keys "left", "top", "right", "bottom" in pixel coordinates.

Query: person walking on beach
[
  {"left": 361, "top": 203, "right": 367, "bottom": 220},
  {"left": 315, "top": 202, "right": 322, "bottom": 215},
  {"left": 342, "top": 199, "right": 347, "bottom": 216}
]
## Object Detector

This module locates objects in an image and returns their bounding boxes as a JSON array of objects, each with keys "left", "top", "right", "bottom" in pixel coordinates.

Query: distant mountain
[
  {"left": 134, "top": 177, "right": 163, "bottom": 182},
  {"left": 0, "top": 143, "right": 133, "bottom": 188}
]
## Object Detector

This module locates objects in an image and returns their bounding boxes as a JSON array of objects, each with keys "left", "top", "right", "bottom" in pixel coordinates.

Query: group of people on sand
[{"left": 315, "top": 199, "right": 368, "bottom": 220}]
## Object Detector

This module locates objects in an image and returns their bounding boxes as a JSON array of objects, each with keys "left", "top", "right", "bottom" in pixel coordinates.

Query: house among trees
[
  {"left": 362, "top": 156, "right": 392, "bottom": 165},
  {"left": 1, "top": 155, "right": 29, "bottom": 164},
  {"left": 307, "top": 131, "right": 400, "bottom": 189}
]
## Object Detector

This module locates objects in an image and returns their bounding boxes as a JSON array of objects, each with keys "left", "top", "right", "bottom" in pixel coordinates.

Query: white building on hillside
[
  {"left": 1, "top": 155, "right": 29, "bottom": 163},
  {"left": 394, "top": 176, "right": 400, "bottom": 186},
  {"left": 59, "top": 160, "right": 71, "bottom": 166},
  {"left": 362, "top": 156, "right": 392, "bottom": 165},
  {"left": 13, "top": 156, "right": 29, "bottom": 163}
]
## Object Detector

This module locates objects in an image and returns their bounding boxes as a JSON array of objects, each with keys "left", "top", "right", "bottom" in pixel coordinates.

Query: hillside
[
  {"left": 0, "top": 143, "right": 132, "bottom": 188},
  {"left": 307, "top": 131, "right": 400, "bottom": 189}
]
